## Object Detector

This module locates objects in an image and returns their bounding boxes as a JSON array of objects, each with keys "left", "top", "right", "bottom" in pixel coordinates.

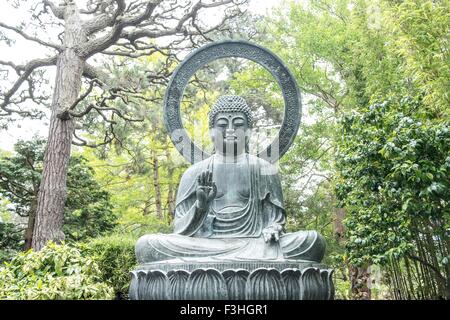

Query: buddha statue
[{"left": 135, "top": 95, "right": 326, "bottom": 264}]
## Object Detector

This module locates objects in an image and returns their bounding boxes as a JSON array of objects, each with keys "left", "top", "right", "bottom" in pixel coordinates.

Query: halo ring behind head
[{"left": 163, "top": 40, "right": 301, "bottom": 164}]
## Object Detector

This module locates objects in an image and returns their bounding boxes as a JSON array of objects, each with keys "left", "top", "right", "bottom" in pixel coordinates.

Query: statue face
[{"left": 211, "top": 111, "right": 250, "bottom": 157}]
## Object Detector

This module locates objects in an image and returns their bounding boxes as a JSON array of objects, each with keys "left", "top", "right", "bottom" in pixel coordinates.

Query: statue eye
[
  {"left": 216, "top": 120, "right": 228, "bottom": 127},
  {"left": 233, "top": 119, "right": 245, "bottom": 126}
]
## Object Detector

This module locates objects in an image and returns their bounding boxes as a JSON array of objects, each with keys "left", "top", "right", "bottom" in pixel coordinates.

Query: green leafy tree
[
  {"left": 64, "top": 156, "right": 116, "bottom": 241},
  {"left": 384, "top": 0, "right": 449, "bottom": 116},
  {"left": 0, "top": 221, "right": 23, "bottom": 262},
  {"left": 0, "top": 139, "right": 45, "bottom": 250},
  {"left": 0, "top": 197, "right": 23, "bottom": 261},
  {"left": 0, "top": 138, "right": 117, "bottom": 249},
  {"left": 336, "top": 97, "right": 449, "bottom": 299}
]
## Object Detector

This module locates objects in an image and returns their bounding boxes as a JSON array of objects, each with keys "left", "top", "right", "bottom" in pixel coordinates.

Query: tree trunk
[
  {"left": 333, "top": 206, "right": 372, "bottom": 299},
  {"left": 152, "top": 152, "right": 162, "bottom": 220},
  {"left": 23, "top": 169, "right": 39, "bottom": 251},
  {"left": 23, "top": 199, "right": 37, "bottom": 251},
  {"left": 349, "top": 265, "right": 372, "bottom": 300},
  {"left": 165, "top": 145, "right": 175, "bottom": 223},
  {"left": 166, "top": 167, "right": 175, "bottom": 222},
  {"left": 32, "top": 3, "right": 86, "bottom": 251},
  {"left": 333, "top": 207, "right": 346, "bottom": 244}
]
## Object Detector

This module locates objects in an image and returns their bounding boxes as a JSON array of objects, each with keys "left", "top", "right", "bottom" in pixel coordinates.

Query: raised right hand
[{"left": 196, "top": 169, "right": 217, "bottom": 212}]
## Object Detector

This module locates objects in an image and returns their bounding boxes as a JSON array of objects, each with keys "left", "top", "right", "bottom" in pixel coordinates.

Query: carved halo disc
[{"left": 163, "top": 40, "right": 301, "bottom": 164}]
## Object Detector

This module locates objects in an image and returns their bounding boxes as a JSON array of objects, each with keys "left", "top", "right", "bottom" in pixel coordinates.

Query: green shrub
[
  {"left": 334, "top": 276, "right": 351, "bottom": 300},
  {"left": 0, "top": 242, "right": 114, "bottom": 300},
  {"left": 0, "top": 221, "right": 23, "bottom": 263},
  {"left": 83, "top": 234, "right": 137, "bottom": 299},
  {"left": 336, "top": 98, "right": 449, "bottom": 265}
]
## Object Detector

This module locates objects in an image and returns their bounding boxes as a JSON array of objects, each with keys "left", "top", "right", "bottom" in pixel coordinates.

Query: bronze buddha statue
[{"left": 135, "top": 95, "right": 325, "bottom": 264}]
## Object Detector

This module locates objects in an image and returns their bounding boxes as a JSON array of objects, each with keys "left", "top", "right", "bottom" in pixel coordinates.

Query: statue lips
[{"left": 223, "top": 134, "right": 239, "bottom": 145}]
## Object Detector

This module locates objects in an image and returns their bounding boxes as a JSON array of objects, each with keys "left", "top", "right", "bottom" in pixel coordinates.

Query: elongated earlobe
[
  {"left": 245, "top": 135, "right": 250, "bottom": 153},
  {"left": 210, "top": 128, "right": 217, "bottom": 154}
]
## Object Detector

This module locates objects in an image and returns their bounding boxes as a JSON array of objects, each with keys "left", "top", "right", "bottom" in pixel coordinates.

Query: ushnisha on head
[{"left": 208, "top": 95, "right": 253, "bottom": 156}]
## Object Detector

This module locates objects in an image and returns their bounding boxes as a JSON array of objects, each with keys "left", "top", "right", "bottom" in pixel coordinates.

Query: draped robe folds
[{"left": 135, "top": 154, "right": 326, "bottom": 264}]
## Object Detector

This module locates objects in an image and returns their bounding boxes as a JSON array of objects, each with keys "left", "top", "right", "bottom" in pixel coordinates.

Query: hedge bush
[
  {"left": 83, "top": 234, "right": 136, "bottom": 299},
  {"left": 0, "top": 242, "right": 114, "bottom": 300}
]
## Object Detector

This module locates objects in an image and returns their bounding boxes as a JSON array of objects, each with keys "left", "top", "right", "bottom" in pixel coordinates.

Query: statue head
[{"left": 208, "top": 95, "right": 253, "bottom": 157}]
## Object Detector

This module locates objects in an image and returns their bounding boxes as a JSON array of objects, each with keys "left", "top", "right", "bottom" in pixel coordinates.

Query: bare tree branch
[
  {"left": 73, "top": 128, "right": 114, "bottom": 147},
  {"left": 0, "top": 22, "right": 62, "bottom": 51},
  {"left": 79, "top": 1, "right": 102, "bottom": 15},
  {"left": 82, "top": 62, "right": 108, "bottom": 80},
  {"left": 69, "top": 78, "right": 102, "bottom": 110},
  {"left": 82, "top": 0, "right": 127, "bottom": 35},
  {"left": 0, "top": 60, "right": 20, "bottom": 72},
  {"left": 69, "top": 96, "right": 143, "bottom": 123},
  {"left": 101, "top": 48, "right": 156, "bottom": 58},
  {"left": 42, "top": 0, "right": 65, "bottom": 20},
  {"left": 1, "top": 0, "right": 247, "bottom": 135},
  {"left": 0, "top": 56, "right": 57, "bottom": 115},
  {"left": 80, "top": 1, "right": 161, "bottom": 58},
  {"left": 121, "top": 0, "right": 235, "bottom": 42}
]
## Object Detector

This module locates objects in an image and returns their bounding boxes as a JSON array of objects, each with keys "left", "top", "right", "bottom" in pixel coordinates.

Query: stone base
[{"left": 129, "top": 260, "right": 334, "bottom": 300}]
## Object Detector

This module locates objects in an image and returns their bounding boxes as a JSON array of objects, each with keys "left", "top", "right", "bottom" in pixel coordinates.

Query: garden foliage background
[{"left": 0, "top": 0, "right": 448, "bottom": 299}]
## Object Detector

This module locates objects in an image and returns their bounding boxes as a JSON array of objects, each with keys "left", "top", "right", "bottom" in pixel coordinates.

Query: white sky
[{"left": 0, "top": 0, "right": 283, "bottom": 152}]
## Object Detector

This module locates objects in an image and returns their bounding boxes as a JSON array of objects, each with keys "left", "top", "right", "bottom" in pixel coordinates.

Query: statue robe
[{"left": 135, "top": 154, "right": 325, "bottom": 263}]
